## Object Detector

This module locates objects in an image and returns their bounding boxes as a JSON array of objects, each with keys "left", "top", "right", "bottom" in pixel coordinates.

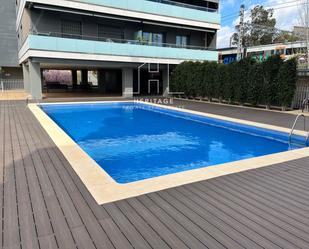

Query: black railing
[
  {"left": 32, "top": 31, "right": 216, "bottom": 51},
  {"left": 146, "top": 0, "right": 218, "bottom": 13}
]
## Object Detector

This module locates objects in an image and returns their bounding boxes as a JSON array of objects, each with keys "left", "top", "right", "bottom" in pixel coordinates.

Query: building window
[
  {"left": 61, "top": 20, "right": 82, "bottom": 39},
  {"left": 176, "top": 35, "right": 188, "bottom": 47},
  {"left": 98, "top": 24, "right": 124, "bottom": 41},
  {"left": 142, "top": 32, "right": 164, "bottom": 46}
]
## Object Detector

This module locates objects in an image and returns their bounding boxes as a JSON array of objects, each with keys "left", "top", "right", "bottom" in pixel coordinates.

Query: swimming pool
[{"left": 40, "top": 102, "right": 305, "bottom": 184}]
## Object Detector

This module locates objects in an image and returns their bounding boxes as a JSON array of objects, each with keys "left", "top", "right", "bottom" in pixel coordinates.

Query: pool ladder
[{"left": 289, "top": 113, "right": 309, "bottom": 146}]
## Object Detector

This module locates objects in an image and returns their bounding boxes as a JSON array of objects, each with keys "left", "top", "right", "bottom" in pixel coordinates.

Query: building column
[
  {"left": 97, "top": 69, "right": 106, "bottom": 93},
  {"left": 22, "top": 63, "right": 30, "bottom": 93},
  {"left": 72, "top": 69, "right": 78, "bottom": 89},
  {"left": 29, "top": 60, "right": 42, "bottom": 100},
  {"left": 162, "top": 68, "right": 169, "bottom": 97},
  {"left": 122, "top": 68, "right": 133, "bottom": 98},
  {"left": 81, "top": 69, "right": 88, "bottom": 84}
]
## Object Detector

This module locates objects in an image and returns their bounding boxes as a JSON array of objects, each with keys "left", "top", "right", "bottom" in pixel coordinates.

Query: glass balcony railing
[
  {"left": 71, "top": 0, "right": 221, "bottom": 24},
  {"left": 32, "top": 31, "right": 216, "bottom": 51},
  {"left": 23, "top": 34, "right": 218, "bottom": 61},
  {"left": 145, "top": 0, "right": 218, "bottom": 13}
]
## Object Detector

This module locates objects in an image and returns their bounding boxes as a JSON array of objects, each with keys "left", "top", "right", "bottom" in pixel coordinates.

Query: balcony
[
  {"left": 21, "top": 34, "right": 218, "bottom": 62},
  {"left": 70, "top": 0, "right": 220, "bottom": 24}
]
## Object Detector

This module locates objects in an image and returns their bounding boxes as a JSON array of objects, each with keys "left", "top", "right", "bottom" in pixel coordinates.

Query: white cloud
[
  {"left": 217, "top": 3, "right": 254, "bottom": 49},
  {"left": 217, "top": 25, "right": 236, "bottom": 48},
  {"left": 267, "top": 0, "right": 300, "bottom": 30},
  {"left": 217, "top": 0, "right": 302, "bottom": 48}
]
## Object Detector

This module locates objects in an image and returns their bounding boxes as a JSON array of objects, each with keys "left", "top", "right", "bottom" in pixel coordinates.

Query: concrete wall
[
  {"left": 30, "top": 9, "right": 217, "bottom": 48},
  {"left": 1, "top": 67, "right": 23, "bottom": 80},
  {"left": 0, "top": 0, "right": 19, "bottom": 67},
  {"left": 18, "top": 9, "right": 32, "bottom": 45}
]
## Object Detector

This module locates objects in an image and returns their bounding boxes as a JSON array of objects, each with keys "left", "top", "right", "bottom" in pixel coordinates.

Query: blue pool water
[{"left": 41, "top": 102, "right": 304, "bottom": 184}]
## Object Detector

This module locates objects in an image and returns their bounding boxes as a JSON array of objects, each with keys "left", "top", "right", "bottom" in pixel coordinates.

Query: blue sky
[
  {"left": 218, "top": 0, "right": 300, "bottom": 48},
  {"left": 221, "top": 0, "right": 265, "bottom": 27}
]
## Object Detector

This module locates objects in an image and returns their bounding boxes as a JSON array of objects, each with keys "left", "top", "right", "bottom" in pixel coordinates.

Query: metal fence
[
  {"left": 292, "top": 82, "right": 309, "bottom": 111},
  {"left": 0, "top": 79, "right": 24, "bottom": 91}
]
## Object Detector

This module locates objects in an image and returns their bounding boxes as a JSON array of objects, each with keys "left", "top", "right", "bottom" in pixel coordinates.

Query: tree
[
  {"left": 273, "top": 31, "right": 300, "bottom": 43},
  {"left": 277, "top": 58, "right": 298, "bottom": 110},
  {"left": 231, "top": 5, "right": 276, "bottom": 47}
]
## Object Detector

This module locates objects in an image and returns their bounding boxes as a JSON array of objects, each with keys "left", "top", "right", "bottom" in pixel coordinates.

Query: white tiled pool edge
[{"left": 29, "top": 101, "right": 309, "bottom": 205}]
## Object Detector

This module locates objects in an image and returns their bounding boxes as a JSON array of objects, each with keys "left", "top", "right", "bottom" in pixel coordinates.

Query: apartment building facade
[
  {"left": 17, "top": 0, "right": 221, "bottom": 99},
  {"left": 0, "top": 0, "right": 23, "bottom": 89}
]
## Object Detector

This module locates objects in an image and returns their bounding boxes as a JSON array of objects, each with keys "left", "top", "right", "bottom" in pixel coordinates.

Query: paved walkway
[
  {"left": 171, "top": 98, "right": 307, "bottom": 129},
  {"left": 1, "top": 99, "right": 309, "bottom": 249}
]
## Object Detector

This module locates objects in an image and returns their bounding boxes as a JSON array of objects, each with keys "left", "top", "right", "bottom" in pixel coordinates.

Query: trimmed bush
[
  {"left": 224, "top": 62, "right": 237, "bottom": 103},
  {"left": 277, "top": 58, "right": 298, "bottom": 110},
  {"left": 170, "top": 63, "right": 182, "bottom": 95},
  {"left": 202, "top": 61, "right": 218, "bottom": 100},
  {"left": 183, "top": 61, "right": 196, "bottom": 97},
  {"left": 214, "top": 64, "right": 227, "bottom": 102},
  {"left": 262, "top": 55, "right": 283, "bottom": 108},
  {"left": 170, "top": 54, "right": 297, "bottom": 110},
  {"left": 247, "top": 63, "right": 264, "bottom": 106},
  {"left": 170, "top": 62, "right": 189, "bottom": 96},
  {"left": 234, "top": 58, "right": 255, "bottom": 104},
  {"left": 192, "top": 61, "right": 204, "bottom": 98}
]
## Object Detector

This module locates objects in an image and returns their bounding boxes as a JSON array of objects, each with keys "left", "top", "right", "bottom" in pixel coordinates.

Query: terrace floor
[
  {"left": 1, "top": 98, "right": 309, "bottom": 249},
  {"left": 0, "top": 90, "right": 28, "bottom": 101}
]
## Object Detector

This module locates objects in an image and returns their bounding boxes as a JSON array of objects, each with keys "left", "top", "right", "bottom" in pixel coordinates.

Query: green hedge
[{"left": 170, "top": 55, "right": 298, "bottom": 109}]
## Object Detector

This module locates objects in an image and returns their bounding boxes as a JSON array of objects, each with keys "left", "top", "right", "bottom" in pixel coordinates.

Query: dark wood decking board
[{"left": 1, "top": 100, "right": 309, "bottom": 249}]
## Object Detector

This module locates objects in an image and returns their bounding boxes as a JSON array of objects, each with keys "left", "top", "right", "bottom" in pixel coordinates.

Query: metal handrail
[
  {"left": 306, "top": 130, "right": 309, "bottom": 146},
  {"left": 301, "top": 97, "right": 309, "bottom": 112},
  {"left": 289, "top": 113, "right": 308, "bottom": 145}
]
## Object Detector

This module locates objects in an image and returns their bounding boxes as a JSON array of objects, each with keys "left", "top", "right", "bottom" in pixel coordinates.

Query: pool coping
[{"left": 28, "top": 101, "right": 309, "bottom": 205}]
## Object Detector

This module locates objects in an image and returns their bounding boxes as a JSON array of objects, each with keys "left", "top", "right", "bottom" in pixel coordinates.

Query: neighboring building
[
  {"left": 218, "top": 47, "right": 238, "bottom": 64},
  {"left": 218, "top": 41, "right": 307, "bottom": 64},
  {"left": 16, "top": 0, "right": 220, "bottom": 99},
  {"left": 0, "top": 0, "right": 23, "bottom": 87},
  {"left": 293, "top": 26, "right": 309, "bottom": 41}
]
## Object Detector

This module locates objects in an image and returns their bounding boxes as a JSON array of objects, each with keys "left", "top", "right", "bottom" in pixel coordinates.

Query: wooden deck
[{"left": 2, "top": 99, "right": 309, "bottom": 249}]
